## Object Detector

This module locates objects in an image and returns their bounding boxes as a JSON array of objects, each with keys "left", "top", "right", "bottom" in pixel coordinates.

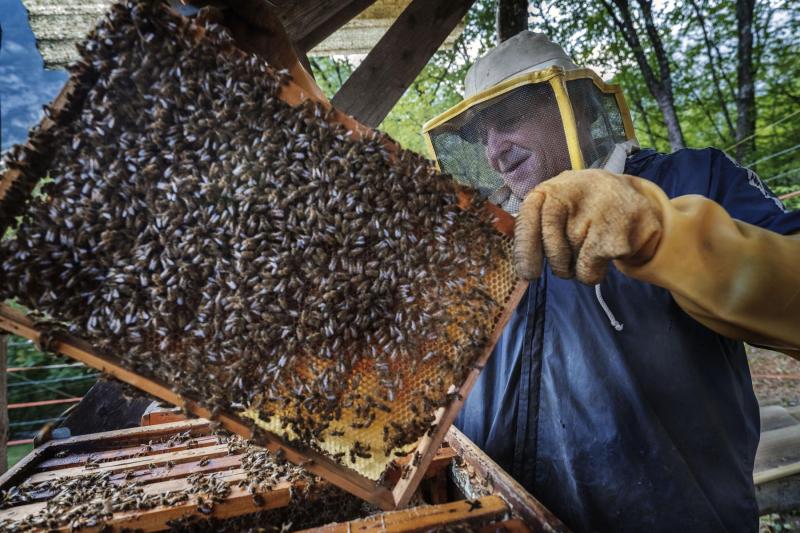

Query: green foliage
[{"left": 7, "top": 443, "right": 33, "bottom": 468}]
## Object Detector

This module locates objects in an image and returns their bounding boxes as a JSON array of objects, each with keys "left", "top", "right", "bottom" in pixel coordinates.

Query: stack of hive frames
[
  {"left": 0, "top": 419, "right": 544, "bottom": 532},
  {"left": 0, "top": 0, "right": 525, "bottom": 503},
  {"left": 0, "top": 420, "right": 380, "bottom": 531}
]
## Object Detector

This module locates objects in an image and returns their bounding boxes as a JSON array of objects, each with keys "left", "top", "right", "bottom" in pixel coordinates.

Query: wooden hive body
[{"left": 0, "top": 418, "right": 566, "bottom": 531}]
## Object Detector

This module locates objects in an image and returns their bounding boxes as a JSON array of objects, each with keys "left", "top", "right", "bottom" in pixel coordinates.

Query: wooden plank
[
  {"left": 89, "top": 482, "right": 292, "bottom": 532},
  {"left": 755, "top": 424, "right": 800, "bottom": 476},
  {"left": 26, "top": 444, "right": 232, "bottom": 484},
  {"left": 141, "top": 408, "right": 188, "bottom": 426},
  {"left": 36, "top": 435, "right": 219, "bottom": 471},
  {"left": 760, "top": 405, "right": 799, "bottom": 432},
  {"left": 785, "top": 404, "right": 800, "bottom": 422},
  {"left": 216, "top": 0, "right": 329, "bottom": 104},
  {"left": 392, "top": 281, "right": 528, "bottom": 508},
  {"left": 331, "top": 0, "right": 476, "bottom": 127},
  {"left": 479, "top": 519, "right": 532, "bottom": 533},
  {"left": 297, "top": 495, "right": 508, "bottom": 533},
  {"left": 445, "top": 426, "right": 568, "bottom": 533},
  {"left": 18, "top": 456, "right": 249, "bottom": 504},
  {"left": 283, "top": 0, "right": 379, "bottom": 53},
  {"left": 0, "top": 466, "right": 269, "bottom": 517},
  {"left": 0, "top": 471, "right": 297, "bottom": 532},
  {"left": 756, "top": 472, "right": 800, "bottom": 515}
]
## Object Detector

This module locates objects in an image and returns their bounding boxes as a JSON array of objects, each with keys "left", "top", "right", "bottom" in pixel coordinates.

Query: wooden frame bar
[
  {"left": 391, "top": 281, "right": 528, "bottom": 508},
  {"left": 297, "top": 495, "right": 510, "bottom": 533}
]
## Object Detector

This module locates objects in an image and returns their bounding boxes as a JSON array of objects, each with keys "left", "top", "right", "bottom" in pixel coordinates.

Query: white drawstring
[{"left": 595, "top": 284, "right": 624, "bottom": 332}]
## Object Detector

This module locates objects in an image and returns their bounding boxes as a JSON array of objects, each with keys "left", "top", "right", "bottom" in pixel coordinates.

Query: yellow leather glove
[
  {"left": 514, "top": 169, "right": 662, "bottom": 284},
  {"left": 514, "top": 168, "right": 800, "bottom": 357}
]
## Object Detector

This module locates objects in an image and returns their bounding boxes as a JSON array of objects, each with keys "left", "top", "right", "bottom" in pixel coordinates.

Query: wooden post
[
  {"left": 331, "top": 0, "right": 476, "bottom": 127},
  {"left": 0, "top": 334, "right": 8, "bottom": 475}
]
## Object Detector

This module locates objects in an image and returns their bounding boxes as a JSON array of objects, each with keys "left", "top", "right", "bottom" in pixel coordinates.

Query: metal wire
[
  {"left": 8, "top": 416, "right": 66, "bottom": 428},
  {"left": 6, "top": 373, "right": 99, "bottom": 389},
  {"left": 723, "top": 109, "right": 800, "bottom": 153},
  {"left": 7, "top": 363, "right": 86, "bottom": 372}
]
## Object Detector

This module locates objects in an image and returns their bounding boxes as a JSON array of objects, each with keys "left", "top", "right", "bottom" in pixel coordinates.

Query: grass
[{"left": 6, "top": 443, "right": 34, "bottom": 470}]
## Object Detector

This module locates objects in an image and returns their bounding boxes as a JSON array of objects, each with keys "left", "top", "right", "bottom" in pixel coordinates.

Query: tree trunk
[
  {"left": 688, "top": 0, "right": 736, "bottom": 143},
  {"left": 735, "top": 0, "right": 756, "bottom": 163},
  {"left": 654, "top": 90, "right": 685, "bottom": 151},
  {"left": 601, "top": 0, "right": 686, "bottom": 151},
  {"left": 496, "top": 0, "right": 528, "bottom": 43}
]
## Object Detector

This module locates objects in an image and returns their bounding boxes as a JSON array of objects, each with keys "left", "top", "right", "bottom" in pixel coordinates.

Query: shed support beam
[
  {"left": 331, "top": 0, "right": 475, "bottom": 128},
  {"left": 282, "top": 0, "right": 380, "bottom": 54}
]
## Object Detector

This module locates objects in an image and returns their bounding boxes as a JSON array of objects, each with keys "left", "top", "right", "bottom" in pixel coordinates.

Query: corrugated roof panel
[{"left": 22, "top": 0, "right": 113, "bottom": 69}]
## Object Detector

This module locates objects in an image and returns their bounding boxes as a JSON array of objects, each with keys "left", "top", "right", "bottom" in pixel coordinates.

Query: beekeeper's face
[{"left": 479, "top": 98, "right": 572, "bottom": 198}]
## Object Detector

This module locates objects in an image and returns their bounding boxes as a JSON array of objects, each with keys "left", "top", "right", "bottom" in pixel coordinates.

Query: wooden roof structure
[{"left": 21, "top": 0, "right": 473, "bottom": 127}]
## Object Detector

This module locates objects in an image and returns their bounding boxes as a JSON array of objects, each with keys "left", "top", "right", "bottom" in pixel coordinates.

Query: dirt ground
[{"left": 750, "top": 346, "right": 800, "bottom": 531}]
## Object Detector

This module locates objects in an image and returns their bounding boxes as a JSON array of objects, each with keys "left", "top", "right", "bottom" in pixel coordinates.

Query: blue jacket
[{"left": 456, "top": 148, "right": 800, "bottom": 532}]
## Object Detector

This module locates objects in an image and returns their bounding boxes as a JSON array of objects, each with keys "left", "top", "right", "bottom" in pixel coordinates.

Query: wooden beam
[
  {"left": 281, "top": 0, "right": 380, "bottom": 53},
  {"left": 331, "top": 0, "right": 475, "bottom": 128},
  {"left": 0, "top": 334, "right": 7, "bottom": 475}
]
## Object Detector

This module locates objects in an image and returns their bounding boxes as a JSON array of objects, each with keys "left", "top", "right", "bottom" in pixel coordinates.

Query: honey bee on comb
[{"left": 0, "top": 0, "right": 517, "bottom": 481}]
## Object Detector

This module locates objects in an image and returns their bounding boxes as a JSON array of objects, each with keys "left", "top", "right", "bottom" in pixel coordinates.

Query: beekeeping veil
[{"left": 422, "top": 31, "right": 637, "bottom": 214}]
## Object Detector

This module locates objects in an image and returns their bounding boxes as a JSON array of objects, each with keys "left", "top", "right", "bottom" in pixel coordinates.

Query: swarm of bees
[{"left": 0, "top": 0, "right": 513, "bottom": 478}]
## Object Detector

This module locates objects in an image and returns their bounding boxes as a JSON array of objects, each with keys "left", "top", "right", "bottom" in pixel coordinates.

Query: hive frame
[{"left": 0, "top": 3, "right": 528, "bottom": 509}]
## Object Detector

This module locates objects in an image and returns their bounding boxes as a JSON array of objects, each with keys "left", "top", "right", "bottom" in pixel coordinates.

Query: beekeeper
[{"left": 423, "top": 31, "right": 800, "bottom": 531}]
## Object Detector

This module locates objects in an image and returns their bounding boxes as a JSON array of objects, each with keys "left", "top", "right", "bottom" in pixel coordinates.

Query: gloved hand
[{"left": 514, "top": 169, "right": 662, "bottom": 284}]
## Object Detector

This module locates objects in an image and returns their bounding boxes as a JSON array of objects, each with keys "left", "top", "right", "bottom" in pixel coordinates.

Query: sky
[{"left": 0, "top": 0, "right": 68, "bottom": 153}]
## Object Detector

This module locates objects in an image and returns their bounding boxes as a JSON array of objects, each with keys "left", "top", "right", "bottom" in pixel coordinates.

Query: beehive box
[
  {"left": 0, "top": 419, "right": 566, "bottom": 532},
  {"left": 0, "top": 0, "right": 527, "bottom": 507}
]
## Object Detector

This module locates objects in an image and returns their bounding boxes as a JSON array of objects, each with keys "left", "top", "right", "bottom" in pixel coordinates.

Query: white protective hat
[{"left": 464, "top": 32, "right": 579, "bottom": 99}]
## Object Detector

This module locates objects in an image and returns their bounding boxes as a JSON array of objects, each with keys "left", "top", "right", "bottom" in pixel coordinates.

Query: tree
[
  {"left": 735, "top": 0, "right": 756, "bottom": 162},
  {"left": 496, "top": 0, "right": 529, "bottom": 43},
  {"left": 598, "top": 0, "right": 686, "bottom": 150}
]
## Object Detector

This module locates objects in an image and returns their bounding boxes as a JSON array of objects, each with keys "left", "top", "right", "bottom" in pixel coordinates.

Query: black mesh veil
[
  {"left": 567, "top": 78, "right": 628, "bottom": 168},
  {"left": 427, "top": 83, "right": 568, "bottom": 215},
  {"left": 425, "top": 72, "right": 634, "bottom": 215}
]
